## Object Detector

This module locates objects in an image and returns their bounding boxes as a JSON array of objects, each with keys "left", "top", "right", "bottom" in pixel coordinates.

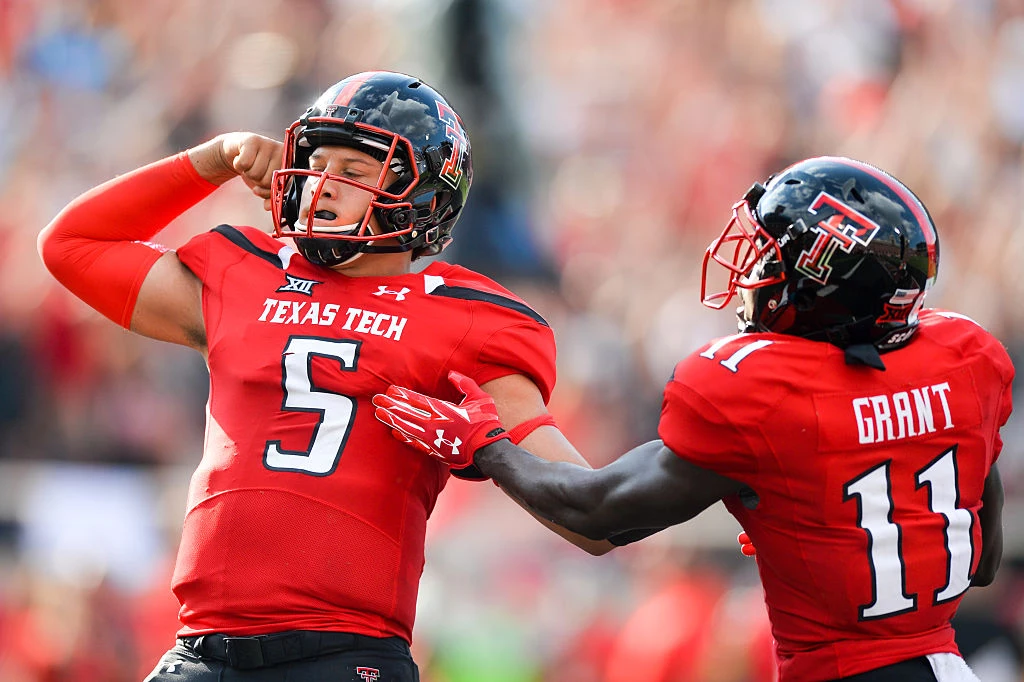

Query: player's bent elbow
[
  {"left": 547, "top": 480, "right": 619, "bottom": 541},
  {"left": 971, "top": 572, "right": 995, "bottom": 588},
  {"left": 37, "top": 222, "right": 62, "bottom": 272},
  {"left": 537, "top": 502, "right": 612, "bottom": 543},
  {"left": 972, "top": 558, "right": 1000, "bottom": 587},
  {"left": 37, "top": 217, "right": 82, "bottom": 282},
  {"left": 577, "top": 522, "right": 612, "bottom": 542},
  {"left": 567, "top": 533, "right": 615, "bottom": 556},
  {"left": 565, "top": 508, "right": 623, "bottom": 543}
]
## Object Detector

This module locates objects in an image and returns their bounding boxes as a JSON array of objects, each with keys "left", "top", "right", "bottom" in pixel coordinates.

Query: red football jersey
[
  {"left": 659, "top": 310, "right": 1014, "bottom": 681},
  {"left": 170, "top": 225, "right": 556, "bottom": 641}
]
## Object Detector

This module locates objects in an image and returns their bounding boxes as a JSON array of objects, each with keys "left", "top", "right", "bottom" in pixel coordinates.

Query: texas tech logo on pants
[{"left": 356, "top": 666, "right": 380, "bottom": 682}]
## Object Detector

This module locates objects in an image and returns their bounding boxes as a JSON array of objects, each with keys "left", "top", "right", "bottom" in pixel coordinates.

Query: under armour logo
[
  {"left": 277, "top": 274, "right": 323, "bottom": 296},
  {"left": 373, "top": 285, "right": 411, "bottom": 301},
  {"left": 434, "top": 429, "right": 462, "bottom": 455},
  {"left": 144, "top": 659, "right": 186, "bottom": 679},
  {"left": 356, "top": 667, "right": 380, "bottom": 682}
]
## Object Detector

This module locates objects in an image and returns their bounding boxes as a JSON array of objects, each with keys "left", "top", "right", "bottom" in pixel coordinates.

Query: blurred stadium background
[{"left": 2, "top": 0, "right": 1024, "bottom": 680}]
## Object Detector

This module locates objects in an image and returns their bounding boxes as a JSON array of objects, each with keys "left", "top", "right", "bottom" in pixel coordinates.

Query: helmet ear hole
[{"left": 387, "top": 209, "right": 414, "bottom": 228}]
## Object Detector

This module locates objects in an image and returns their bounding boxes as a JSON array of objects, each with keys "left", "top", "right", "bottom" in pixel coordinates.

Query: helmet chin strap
[
  {"left": 331, "top": 251, "right": 365, "bottom": 267},
  {"left": 292, "top": 218, "right": 371, "bottom": 267},
  {"left": 294, "top": 219, "right": 361, "bottom": 235}
]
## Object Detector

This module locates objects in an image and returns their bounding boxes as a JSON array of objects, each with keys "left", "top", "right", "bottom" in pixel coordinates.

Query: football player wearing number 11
[
  {"left": 374, "top": 157, "right": 1014, "bottom": 682},
  {"left": 38, "top": 71, "right": 617, "bottom": 682}
]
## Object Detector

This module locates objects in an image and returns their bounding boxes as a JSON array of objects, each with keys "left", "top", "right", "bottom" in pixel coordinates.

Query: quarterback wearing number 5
[
  {"left": 39, "top": 72, "right": 610, "bottom": 682},
  {"left": 375, "top": 157, "right": 1013, "bottom": 682}
]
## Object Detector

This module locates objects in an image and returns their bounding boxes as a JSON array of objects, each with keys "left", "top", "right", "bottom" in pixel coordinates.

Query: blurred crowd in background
[{"left": 2, "top": 0, "right": 1024, "bottom": 680}]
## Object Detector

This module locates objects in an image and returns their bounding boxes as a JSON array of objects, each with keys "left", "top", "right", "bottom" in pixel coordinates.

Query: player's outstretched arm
[
  {"left": 375, "top": 371, "right": 621, "bottom": 552},
  {"left": 483, "top": 374, "right": 630, "bottom": 554},
  {"left": 973, "top": 462, "right": 1004, "bottom": 587},
  {"left": 373, "top": 372, "right": 745, "bottom": 543},
  {"left": 38, "top": 133, "right": 282, "bottom": 350},
  {"left": 474, "top": 438, "right": 742, "bottom": 541}
]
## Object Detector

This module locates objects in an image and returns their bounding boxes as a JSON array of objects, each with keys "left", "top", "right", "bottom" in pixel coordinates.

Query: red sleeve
[
  {"left": 475, "top": 321, "right": 557, "bottom": 404},
  {"left": 989, "top": 336, "right": 1015, "bottom": 464},
  {"left": 657, "top": 356, "right": 761, "bottom": 479},
  {"left": 921, "top": 310, "right": 1016, "bottom": 464},
  {"left": 38, "top": 152, "right": 219, "bottom": 327}
]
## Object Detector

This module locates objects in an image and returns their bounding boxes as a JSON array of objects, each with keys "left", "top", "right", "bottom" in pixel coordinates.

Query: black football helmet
[
  {"left": 271, "top": 71, "right": 473, "bottom": 267},
  {"left": 701, "top": 156, "right": 939, "bottom": 355}
]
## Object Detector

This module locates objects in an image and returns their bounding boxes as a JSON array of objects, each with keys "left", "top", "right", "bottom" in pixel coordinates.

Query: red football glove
[
  {"left": 372, "top": 370, "right": 510, "bottom": 469},
  {"left": 738, "top": 531, "right": 756, "bottom": 557}
]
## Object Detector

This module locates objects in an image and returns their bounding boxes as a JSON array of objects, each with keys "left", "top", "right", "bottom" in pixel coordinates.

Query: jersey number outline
[
  {"left": 264, "top": 336, "right": 361, "bottom": 475},
  {"left": 843, "top": 446, "right": 975, "bottom": 620},
  {"left": 700, "top": 335, "right": 774, "bottom": 373}
]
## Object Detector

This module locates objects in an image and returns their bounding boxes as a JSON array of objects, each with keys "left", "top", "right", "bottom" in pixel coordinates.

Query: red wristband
[{"left": 507, "top": 413, "right": 558, "bottom": 445}]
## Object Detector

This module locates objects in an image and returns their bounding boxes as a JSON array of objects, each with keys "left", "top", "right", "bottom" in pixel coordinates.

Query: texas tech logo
[
  {"left": 356, "top": 667, "right": 380, "bottom": 682},
  {"left": 277, "top": 274, "right": 323, "bottom": 296},
  {"left": 435, "top": 101, "right": 467, "bottom": 189},
  {"left": 795, "top": 192, "right": 881, "bottom": 285}
]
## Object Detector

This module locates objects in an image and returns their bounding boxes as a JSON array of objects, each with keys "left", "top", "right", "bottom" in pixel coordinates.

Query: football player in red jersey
[
  {"left": 37, "top": 71, "right": 615, "bottom": 681},
  {"left": 373, "top": 157, "right": 1013, "bottom": 682}
]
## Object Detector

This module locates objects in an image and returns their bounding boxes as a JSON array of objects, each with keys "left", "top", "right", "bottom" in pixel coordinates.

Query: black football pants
[
  {"left": 143, "top": 630, "right": 419, "bottom": 682},
  {"left": 832, "top": 655, "right": 937, "bottom": 681}
]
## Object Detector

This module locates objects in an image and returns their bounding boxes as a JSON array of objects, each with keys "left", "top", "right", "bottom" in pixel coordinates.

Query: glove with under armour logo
[{"left": 372, "top": 370, "right": 510, "bottom": 471}]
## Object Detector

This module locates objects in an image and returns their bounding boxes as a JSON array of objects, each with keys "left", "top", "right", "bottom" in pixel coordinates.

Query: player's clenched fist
[
  {"left": 372, "top": 370, "right": 509, "bottom": 468},
  {"left": 187, "top": 132, "right": 283, "bottom": 208},
  {"left": 223, "top": 132, "right": 282, "bottom": 196}
]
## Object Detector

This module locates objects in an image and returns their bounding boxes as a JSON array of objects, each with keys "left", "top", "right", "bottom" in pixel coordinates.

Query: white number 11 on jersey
[{"left": 844, "top": 447, "right": 974, "bottom": 619}]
